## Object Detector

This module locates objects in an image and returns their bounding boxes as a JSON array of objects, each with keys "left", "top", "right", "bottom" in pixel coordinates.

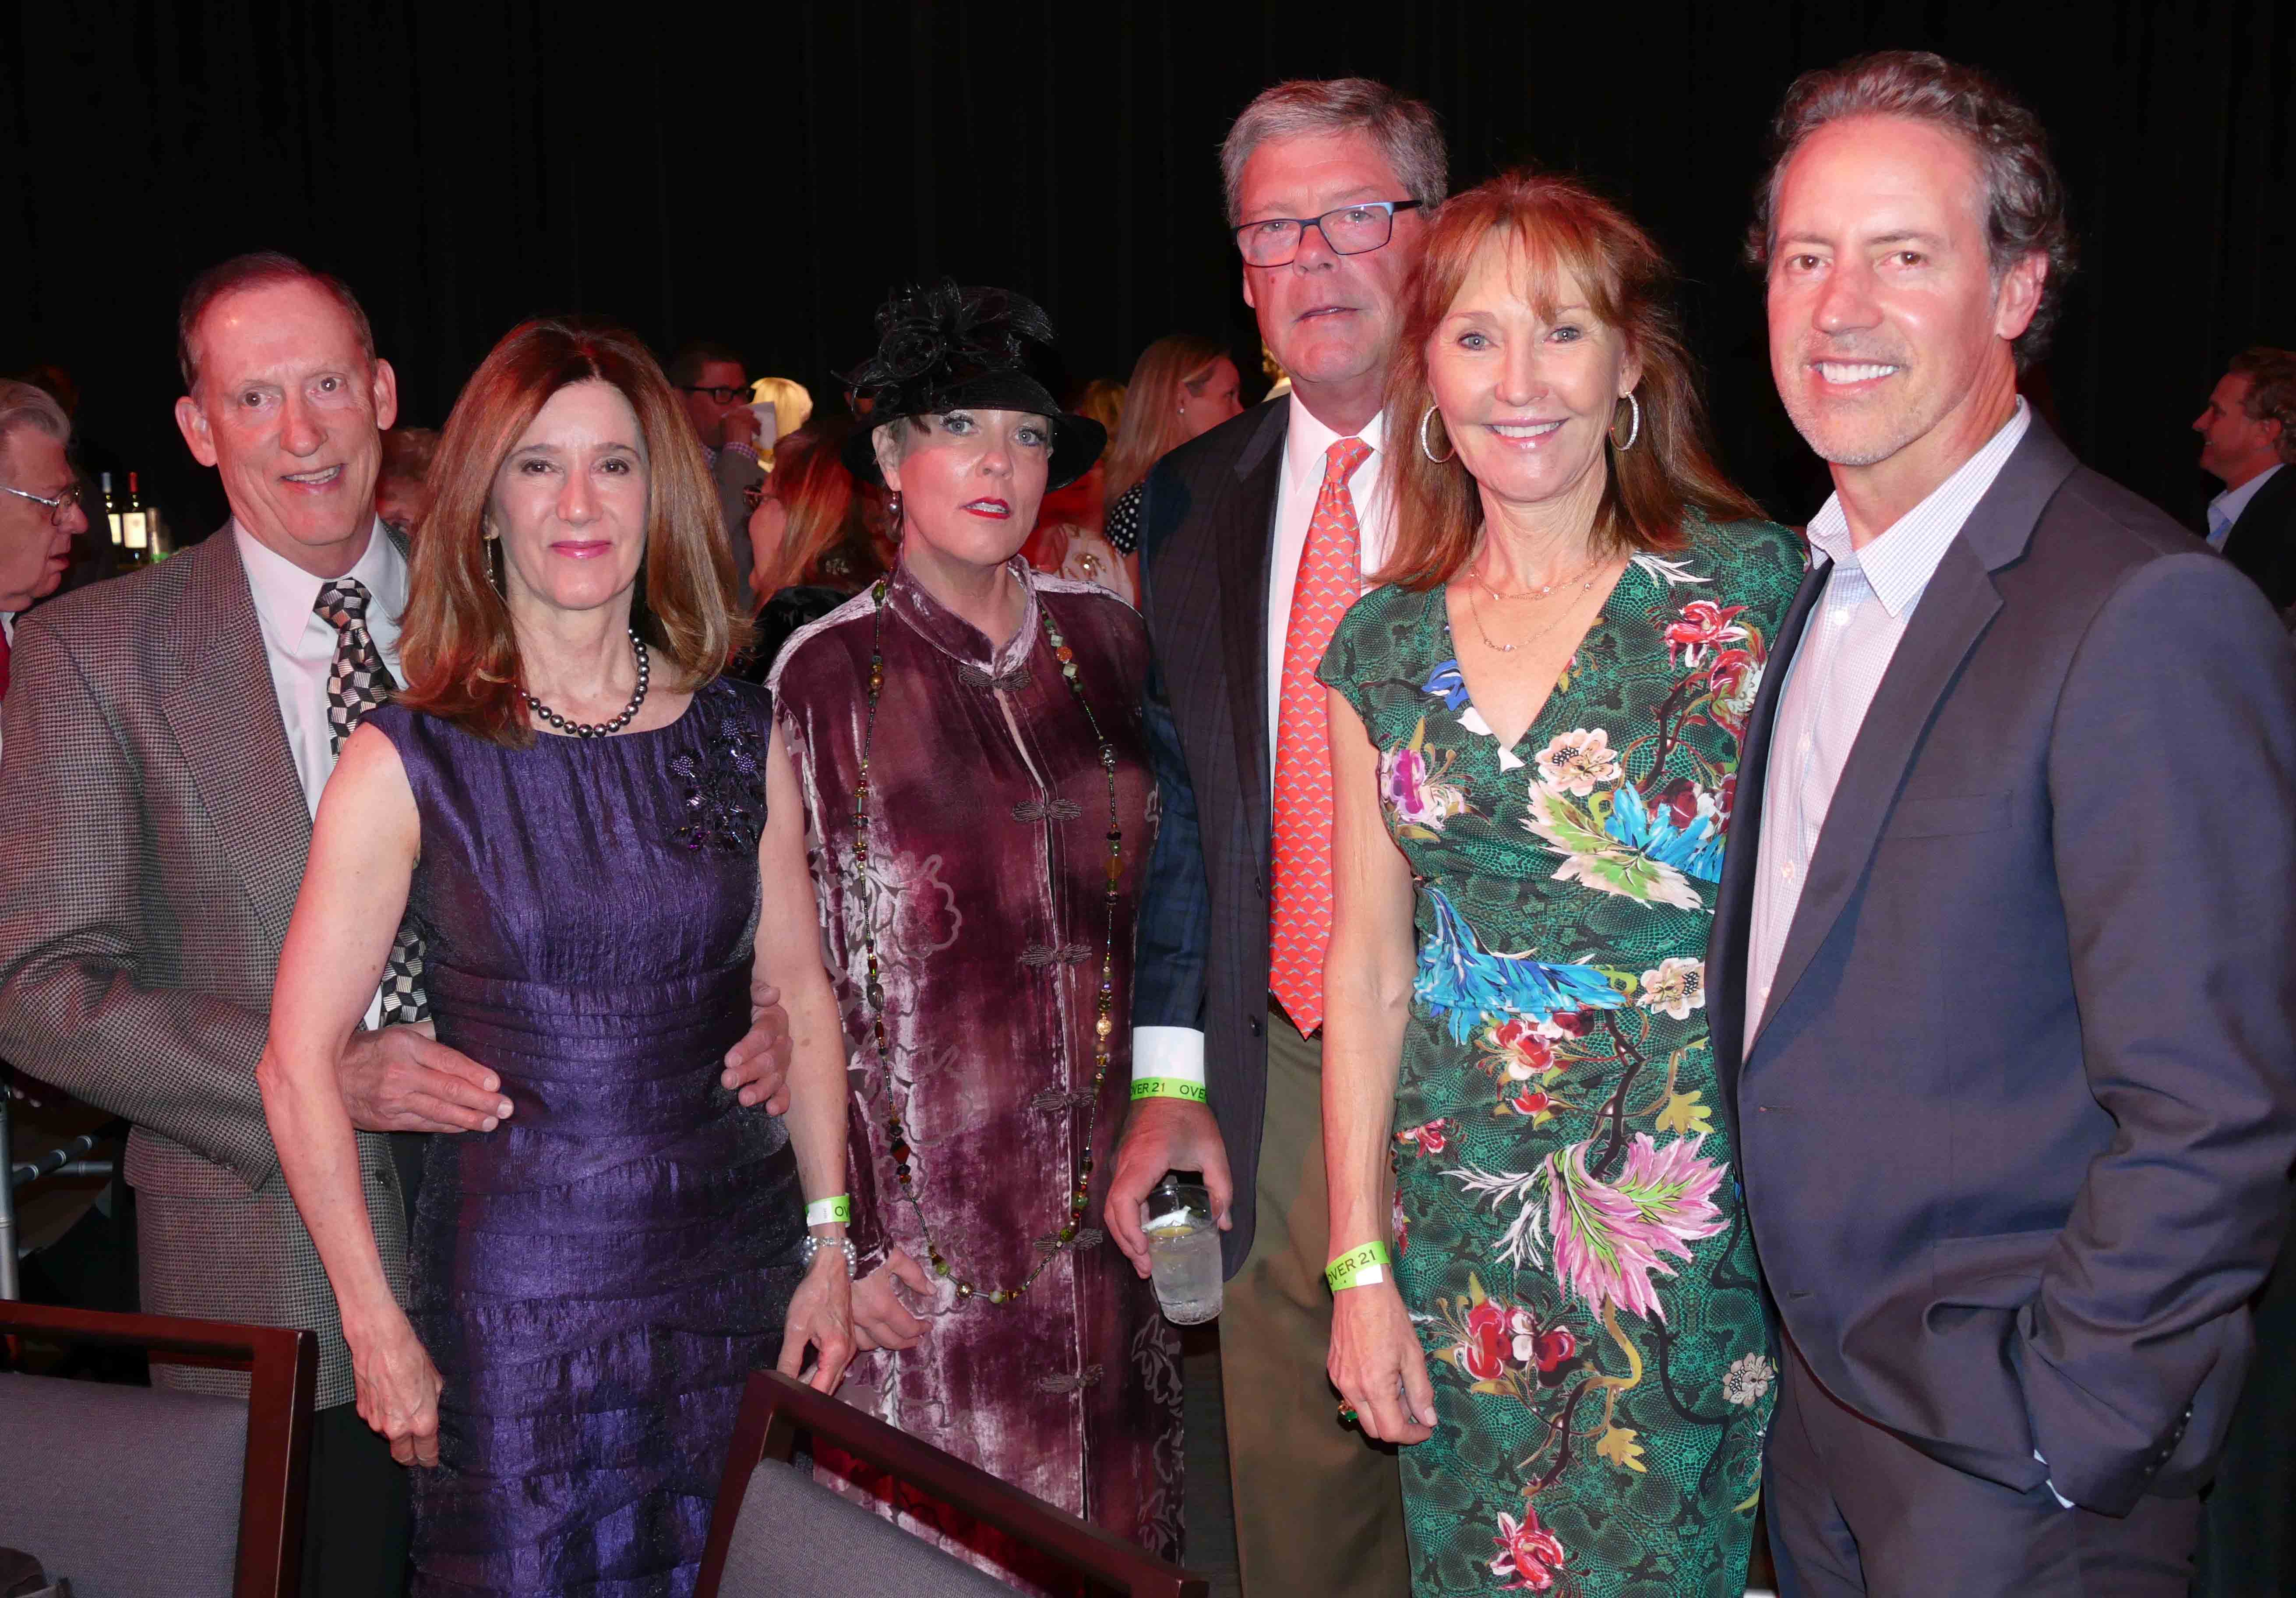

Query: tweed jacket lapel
[
  {"left": 1215, "top": 402, "right": 1289, "bottom": 872},
  {"left": 158, "top": 532, "right": 313, "bottom": 950},
  {"left": 1750, "top": 420, "right": 2081, "bottom": 1046}
]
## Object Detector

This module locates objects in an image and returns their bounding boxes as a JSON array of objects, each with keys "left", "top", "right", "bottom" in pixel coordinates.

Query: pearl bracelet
[{"left": 801, "top": 1236, "right": 858, "bottom": 1278}]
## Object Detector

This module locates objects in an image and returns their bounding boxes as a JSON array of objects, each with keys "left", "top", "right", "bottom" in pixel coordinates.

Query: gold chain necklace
[
  {"left": 1464, "top": 559, "right": 1617, "bottom": 655},
  {"left": 1470, "top": 548, "right": 1607, "bottom": 604},
  {"left": 854, "top": 578, "right": 1122, "bottom": 1305}
]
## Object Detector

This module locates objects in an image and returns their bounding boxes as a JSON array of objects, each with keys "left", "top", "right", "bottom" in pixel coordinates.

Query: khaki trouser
[{"left": 1220, "top": 1005, "right": 1410, "bottom": 1596}]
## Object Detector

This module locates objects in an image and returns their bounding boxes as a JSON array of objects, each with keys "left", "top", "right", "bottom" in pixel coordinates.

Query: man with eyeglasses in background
[
  {"left": 1104, "top": 76, "right": 1440, "bottom": 1597},
  {"left": 0, "top": 379, "right": 86, "bottom": 759},
  {"left": 668, "top": 339, "right": 766, "bottom": 611}
]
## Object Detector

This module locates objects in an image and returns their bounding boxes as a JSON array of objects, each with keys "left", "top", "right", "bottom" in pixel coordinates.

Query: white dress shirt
[
  {"left": 1134, "top": 395, "right": 1396, "bottom": 1086},
  {"left": 2207, "top": 461, "right": 2282, "bottom": 550},
  {"left": 235, "top": 519, "right": 408, "bottom": 820},
  {"left": 236, "top": 519, "right": 408, "bottom": 1032},
  {"left": 1744, "top": 400, "right": 2031, "bottom": 1049}
]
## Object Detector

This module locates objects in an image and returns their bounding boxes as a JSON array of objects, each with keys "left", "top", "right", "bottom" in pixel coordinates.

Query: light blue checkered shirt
[{"left": 1745, "top": 400, "right": 2032, "bottom": 1046}]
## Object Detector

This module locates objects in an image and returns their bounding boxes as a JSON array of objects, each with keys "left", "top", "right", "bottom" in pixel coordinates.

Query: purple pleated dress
[{"left": 367, "top": 678, "right": 802, "bottom": 1598}]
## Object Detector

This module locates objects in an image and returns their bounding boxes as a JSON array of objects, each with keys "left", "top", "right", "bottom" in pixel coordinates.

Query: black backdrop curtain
[{"left": 7, "top": 0, "right": 2291, "bottom": 540}]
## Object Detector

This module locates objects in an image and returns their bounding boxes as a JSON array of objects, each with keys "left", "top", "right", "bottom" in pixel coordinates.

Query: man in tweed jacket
[{"left": 0, "top": 255, "right": 793, "bottom": 1593}]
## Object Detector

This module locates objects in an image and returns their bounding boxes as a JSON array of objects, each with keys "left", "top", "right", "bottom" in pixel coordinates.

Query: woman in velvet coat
[{"left": 769, "top": 284, "right": 1183, "bottom": 1588}]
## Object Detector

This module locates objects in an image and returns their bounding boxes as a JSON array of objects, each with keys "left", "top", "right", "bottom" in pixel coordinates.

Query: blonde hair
[{"left": 1104, "top": 335, "right": 1228, "bottom": 501}]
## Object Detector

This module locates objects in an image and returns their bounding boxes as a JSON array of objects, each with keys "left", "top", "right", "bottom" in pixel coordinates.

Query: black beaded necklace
[
  {"left": 854, "top": 576, "right": 1122, "bottom": 1306},
  {"left": 522, "top": 627, "right": 649, "bottom": 738}
]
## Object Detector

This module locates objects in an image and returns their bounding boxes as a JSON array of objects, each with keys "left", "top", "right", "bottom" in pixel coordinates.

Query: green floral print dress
[{"left": 1318, "top": 514, "right": 1805, "bottom": 1597}]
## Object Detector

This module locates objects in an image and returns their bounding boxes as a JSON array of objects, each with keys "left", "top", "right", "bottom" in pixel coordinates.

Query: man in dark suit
[
  {"left": 2194, "top": 345, "right": 2296, "bottom": 611},
  {"left": 1711, "top": 53, "right": 2296, "bottom": 1594},
  {"left": 1100, "top": 79, "right": 1442, "bottom": 1596},
  {"left": 0, "top": 255, "right": 793, "bottom": 1594}
]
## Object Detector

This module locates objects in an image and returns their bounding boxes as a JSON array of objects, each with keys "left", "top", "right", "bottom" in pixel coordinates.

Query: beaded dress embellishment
[{"left": 670, "top": 686, "right": 767, "bottom": 853}]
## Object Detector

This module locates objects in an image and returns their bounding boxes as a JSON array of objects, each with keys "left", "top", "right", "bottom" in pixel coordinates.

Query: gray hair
[
  {"left": 2229, "top": 347, "right": 2296, "bottom": 465},
  {"left": 0, "top": 379, "right": 71, "bottom": 475},
  {"left": 1219, "top": 78, "right": 1448, "bottom": 228},
  {"left": 1747, "top": 50, "right": 2077, "bottom": 368}
]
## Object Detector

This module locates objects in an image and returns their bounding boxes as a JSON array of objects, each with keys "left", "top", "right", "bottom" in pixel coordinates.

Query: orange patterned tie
[{"left": 1271, "top": 435, "right": 1373, "bottom": 1035}]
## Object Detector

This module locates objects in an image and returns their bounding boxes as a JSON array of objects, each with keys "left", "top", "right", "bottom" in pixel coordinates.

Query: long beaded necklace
[{"left": 853, "top": 576, "right": 1122, "bottom": 1305}]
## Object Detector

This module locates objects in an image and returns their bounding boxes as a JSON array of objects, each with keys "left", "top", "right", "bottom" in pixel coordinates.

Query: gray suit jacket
[
  {"left": 0, "top": 531, "right": 409, "bottom": 1407},
  {"left": 716, "top": 444, "right": 766, "bottom": 613},
  {"left": 1133, "top": 399, "right": 1289, "bottom": 1274},
  {"left": 1710, "top": 418, "right": 2296, "bottom": 1514}
]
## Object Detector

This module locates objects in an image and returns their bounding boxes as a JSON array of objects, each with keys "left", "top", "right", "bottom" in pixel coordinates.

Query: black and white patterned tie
[{"left": 315, "top": 578, "right": 430, "bottom": 1027}]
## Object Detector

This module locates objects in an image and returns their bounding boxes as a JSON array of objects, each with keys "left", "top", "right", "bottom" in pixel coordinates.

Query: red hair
[
  {"left": 397, "top": 317, "right": 750, "bottom": 746},
  {"left": 1380, "top": 170, "right": 1762, "bottom": 590}
]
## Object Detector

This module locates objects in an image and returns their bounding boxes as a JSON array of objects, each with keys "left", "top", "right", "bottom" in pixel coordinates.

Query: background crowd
[{"left": 4, "top": 14, "right": 2296, "bottom": 1598}]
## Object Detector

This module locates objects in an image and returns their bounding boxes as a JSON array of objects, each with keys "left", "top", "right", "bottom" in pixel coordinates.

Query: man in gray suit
[
  {"left": 0, "top": 255, "right": 793, "bottom": 1594},
  {"left": 1103, "top": 78, "right": 1442, "bottom": 1597},
  {"left": 669, "top": 340, "right": 766, "bottom": 612},
  {"left": 1711, "top": 53, "right": 2296, "bottom": 1594}
]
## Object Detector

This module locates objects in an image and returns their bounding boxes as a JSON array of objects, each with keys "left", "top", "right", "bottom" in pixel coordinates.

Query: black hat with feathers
[{"left": 840, "top": 281, "right": 1105, "bottom": 490}]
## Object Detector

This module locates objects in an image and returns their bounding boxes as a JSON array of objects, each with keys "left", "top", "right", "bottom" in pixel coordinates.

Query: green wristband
[
  {"left": 1130, "top": 1077, "right": 1208, "bottom": 1104},
  {"left": 805, "top": 1195, "right": 851, "bottom": 1227},
  {"left": 1326, "top": 1241, "right": 1392, "bottom": 1292}
]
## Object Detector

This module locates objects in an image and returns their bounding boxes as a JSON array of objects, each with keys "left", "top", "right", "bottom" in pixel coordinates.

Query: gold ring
[{"left": 1337, "top": 1402, "right": 1359, "bottom": 1425}]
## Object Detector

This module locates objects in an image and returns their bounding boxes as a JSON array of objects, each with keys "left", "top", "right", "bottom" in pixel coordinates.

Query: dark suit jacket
[
  {"left": 1133, "top": 399, "right": 1290, "bottom": 1275},
  {"left": 0, "top": 530, "right": 410, "bottom": 1407},
  {"left": 2218, "top": 462, "right": 2296, "bottom": 612},
  {"left": 1709, "top": 418, "right": 2296, "bottom": 1516}
]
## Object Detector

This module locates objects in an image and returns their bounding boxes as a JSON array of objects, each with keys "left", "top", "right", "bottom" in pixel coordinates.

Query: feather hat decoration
[{"left": 840, "top": 280, "right": 1105, "bottom": 490}]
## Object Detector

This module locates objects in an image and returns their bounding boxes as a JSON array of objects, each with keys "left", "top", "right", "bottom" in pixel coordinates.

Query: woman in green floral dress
[{"left": 1319, "top": 171, "right": 1805, "bottom": 1596}]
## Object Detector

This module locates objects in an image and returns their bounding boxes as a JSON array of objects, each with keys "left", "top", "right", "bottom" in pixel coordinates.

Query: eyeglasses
[
  {"left": 1232, "top": 200, "right": 1424, "bottom": 268},
  {"left": 679, "top": 385, "right": 749, "bottom": 405},
  {"left": 0, "top": 481, "right": 85, "bottom": 526}
]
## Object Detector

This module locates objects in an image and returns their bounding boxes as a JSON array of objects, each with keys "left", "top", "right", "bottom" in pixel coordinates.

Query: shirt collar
[
  {"left": 887, "top": 553, "right": 1041, "bottom": 677},
  {"left": 1283, "top": 392, "right": 1386, "bottom": 484},
  {"left": 2210, "top": 461, "right": 2283, "bottom": 529},
  {"left": 1804, "top": 397, "right": 2031, "bottom": 618},
  {"left": 233, "top": 517, "right": 408, "bottom": 654}
]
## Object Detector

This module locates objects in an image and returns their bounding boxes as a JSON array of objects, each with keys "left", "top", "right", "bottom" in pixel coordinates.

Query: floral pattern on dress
[
  {"left": 668, "top": 682, "right": 768, "bottom": 853},
  {"left": 1319, "top": 513, "right": 1805, "bottom": 1598}
]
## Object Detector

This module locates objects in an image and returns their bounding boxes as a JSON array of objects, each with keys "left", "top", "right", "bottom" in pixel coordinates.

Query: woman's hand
[
  {"left": 348, "top": 1312, "right": 444, "bottom": 1467},
  {"left": 850, "top": 1247, "right": 934, "bottom": 1352},
  {"left": 1328, "top": 1278, "right": 1438, "bottom": 1446},
  {"left": 779, "top": 1245, "right": 857, "bottom": 1393}
]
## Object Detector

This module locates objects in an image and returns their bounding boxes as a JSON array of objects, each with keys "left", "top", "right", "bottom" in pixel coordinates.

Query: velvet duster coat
[{"left": 771, "top": 558, "right": 1184, "bottom": 1579}]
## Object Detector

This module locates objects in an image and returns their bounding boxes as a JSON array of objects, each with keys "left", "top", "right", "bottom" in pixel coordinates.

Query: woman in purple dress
[
  {"left": 260, "top": 318, "right": 855, "bottom": 1595},
  {"left": 771, "top": 284, "right": 1185, "bottom": 1585}
]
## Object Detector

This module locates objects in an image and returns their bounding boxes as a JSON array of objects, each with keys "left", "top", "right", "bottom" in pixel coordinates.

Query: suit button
[{"left": 1249, "top": 1018, "right": 1263, "bottom": 1038}]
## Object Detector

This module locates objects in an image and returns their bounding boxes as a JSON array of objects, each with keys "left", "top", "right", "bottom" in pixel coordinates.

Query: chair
[
  {"left": 0, "top": 1300, "right": 316, "bottom": 1598},
  {"left": 697, "top": 1369, "right": 1209, "bottom": 1598}
]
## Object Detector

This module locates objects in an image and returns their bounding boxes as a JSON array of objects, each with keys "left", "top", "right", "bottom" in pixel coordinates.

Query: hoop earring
[
  {"left": 1609, "top": 392, "right": 1643, "bottom": 452},
  {"left": 1418, "top": 404, "right": 1455, "bottom": 465}
]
